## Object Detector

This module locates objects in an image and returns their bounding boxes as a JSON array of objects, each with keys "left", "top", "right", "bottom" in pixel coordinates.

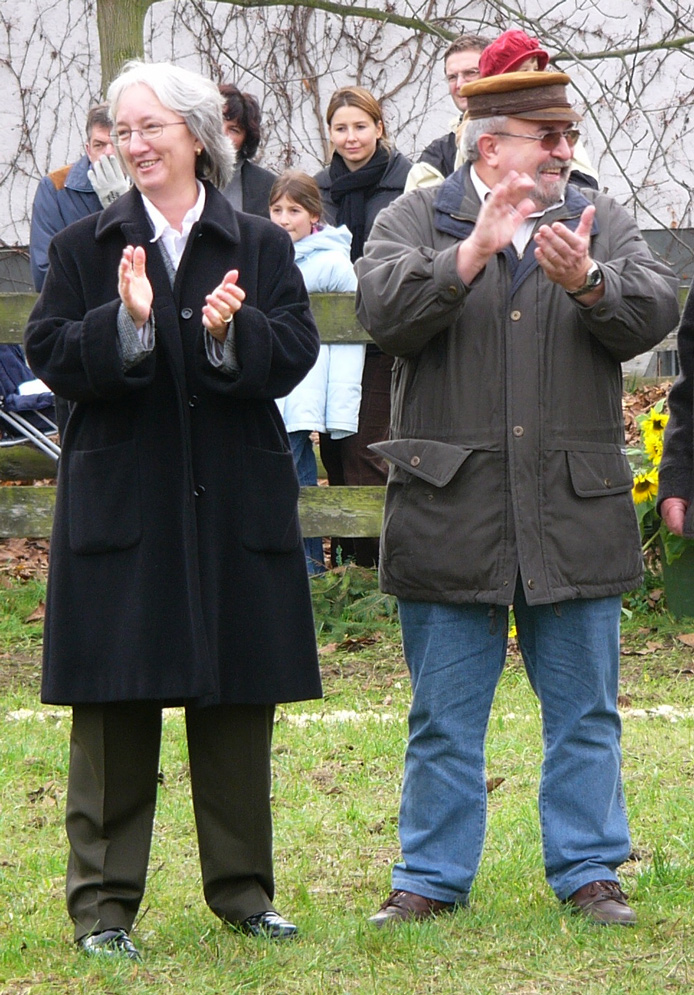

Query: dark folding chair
[{"left": 0, "top": 345, "right": 60, "bottom": 461}]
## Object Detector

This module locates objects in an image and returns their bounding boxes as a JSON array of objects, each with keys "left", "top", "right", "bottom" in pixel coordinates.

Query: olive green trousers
[{"left": 65, "top": 701, "right": 276, "bottom": 940}]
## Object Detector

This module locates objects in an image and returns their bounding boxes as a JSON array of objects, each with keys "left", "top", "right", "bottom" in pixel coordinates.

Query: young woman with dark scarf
[{"left": 314, "top": 86, "right": 411, "bottom": 567}]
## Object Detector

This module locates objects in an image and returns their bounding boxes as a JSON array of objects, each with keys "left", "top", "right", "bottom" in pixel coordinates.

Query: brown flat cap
[{"left": 460, "top": 70, "right": 582, "bottom": 123}]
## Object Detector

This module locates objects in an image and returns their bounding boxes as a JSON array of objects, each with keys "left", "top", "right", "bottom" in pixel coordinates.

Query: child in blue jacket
[{"left": 270, "top": 171, "right": 363, "bottom": 574}]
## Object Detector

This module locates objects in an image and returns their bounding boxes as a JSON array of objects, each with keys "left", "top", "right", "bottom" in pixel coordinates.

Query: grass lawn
[{"left": 1, "top": 570, "right": 693, "bottom": 994}]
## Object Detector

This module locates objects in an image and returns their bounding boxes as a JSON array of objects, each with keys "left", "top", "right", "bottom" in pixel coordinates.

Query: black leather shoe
[
  {"left": 77, "top": 928, "right": 142, "bottom": 960},
  {"left": 566, "top": 880, "right": 636, "bottom": 925},
  {"left": 240, "top": 910, "right": 298, "bottom": 939}
]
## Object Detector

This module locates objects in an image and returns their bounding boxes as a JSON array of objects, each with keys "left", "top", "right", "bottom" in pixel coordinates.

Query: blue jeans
[
  {"left": 288, "top": 430, "right": 324, "bottom": 576},
  {"left": 393, "top": 581, "right": 630, "bottom": 904}
]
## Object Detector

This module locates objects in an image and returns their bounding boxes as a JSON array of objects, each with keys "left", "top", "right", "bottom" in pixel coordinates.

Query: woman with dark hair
[
  {"left": 314, "top": 86, "right": 411, "bottom": 566},
  {"left": 25, "top": 60, "right": 321, "bottom": 959},
  {"left": 219, "top": 83, "right": 276, "bottom": 217}
]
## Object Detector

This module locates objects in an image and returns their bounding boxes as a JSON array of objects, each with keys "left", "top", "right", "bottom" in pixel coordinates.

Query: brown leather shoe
[
  {"left": 566, "top": 880, "right": 636, "bottom": 925},
  {"left": 368, "top": 889, "right": 456, "bottom": 928}
]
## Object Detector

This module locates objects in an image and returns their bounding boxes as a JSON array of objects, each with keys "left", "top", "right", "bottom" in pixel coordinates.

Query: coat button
[
  {"left": 410, "top": 455, "right": 421, "bottom": 467},
  {"left": 604, "top": 478, "right": 612, "bottom": 487},
  {"left": 448, "top": 285, "right": 459, "bottom": 297},
  {"left": 510, "top": 310, "right": 521, "bottom": 321},
  {"left": 527, "top": 578, "right": 535, "bottom": 590},
  {"left": 512, "top": 425, "right": 524, "bottom": 437},
  {"left": 181, "top": 307, "right": 193, "bottom": 319},
  {"left": 194, "top": 484, "right": 206, "bottom": 497},
  {"left": 189, "top": 395, "right": 199, "bottom": 408}
]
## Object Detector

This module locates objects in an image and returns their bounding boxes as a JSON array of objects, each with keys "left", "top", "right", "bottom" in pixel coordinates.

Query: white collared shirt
[
  {"left": 142, "top": 181, "right": 206, "bottom": 270},
  {"left": 470, "top": 165, "right": 563, "bottom": 257},
  {"left": 122, "top": 182, "right": 205, "bottom": 356}
]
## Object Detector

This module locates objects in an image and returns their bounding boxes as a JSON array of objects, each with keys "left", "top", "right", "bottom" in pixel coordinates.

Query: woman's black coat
[
  {"left": 240, "top": 159, "right": 277, "bottom": 218},
  {"left": 25, "top": 183, "right": 322, "bottom": 707},
  {"left": 314, "top": 150, "right": 412, "bottom": 239}
]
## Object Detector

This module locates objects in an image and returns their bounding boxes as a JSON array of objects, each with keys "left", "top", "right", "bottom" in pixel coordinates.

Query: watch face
[
  {"left": 568, "top": 263, "right": 602, "bottom": 296},
  {"left": 586, "top": 264, "right": 602, "bottom": 287}
]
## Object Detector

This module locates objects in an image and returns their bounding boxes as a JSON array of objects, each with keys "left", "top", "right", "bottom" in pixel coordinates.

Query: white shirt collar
[{"left": 141, "top": 181, "right": 206, "bottom": 270}]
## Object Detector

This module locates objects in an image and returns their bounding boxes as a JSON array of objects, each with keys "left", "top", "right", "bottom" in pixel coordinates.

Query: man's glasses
[
  {"left": 110, "top": 122, "right": 188, "bottom": 146},
  {"left": 446, "top": 69, "right": 480, "bottom": 85},
  {"left": 493, "top": 129, "right": 580, "bottom": 151}
]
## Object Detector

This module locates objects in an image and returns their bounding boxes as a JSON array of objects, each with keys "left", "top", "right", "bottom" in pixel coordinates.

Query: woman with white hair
[{"left": 25, "top": 60, "right": 321, "bottom": 959}]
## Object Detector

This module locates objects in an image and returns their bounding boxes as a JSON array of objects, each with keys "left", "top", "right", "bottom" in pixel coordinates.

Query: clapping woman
[{"left": 25, "top": 60, "right": 321, "bottom": 959}]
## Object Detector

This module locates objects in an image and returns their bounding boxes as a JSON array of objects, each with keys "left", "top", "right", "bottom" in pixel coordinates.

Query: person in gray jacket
[
  {"left": 29, "top": 104, "right": 130, "bottom": 293},
  {"left": 355, "top": 71, "right": 679, "bottom": 928}
]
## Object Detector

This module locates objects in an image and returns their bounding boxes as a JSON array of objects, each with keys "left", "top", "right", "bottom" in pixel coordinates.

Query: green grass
[{"left": 1, "top": 573, "right": 694, "bottom": 993}]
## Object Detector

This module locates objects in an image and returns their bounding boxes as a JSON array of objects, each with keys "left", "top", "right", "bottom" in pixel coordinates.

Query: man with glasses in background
[
  {"left": 29, "top": 104, "right": 130, "bottom": 293},
  {"left": 29, "top": 104, "right": 131, "bottom": 433},
  {"left": 408, "top": 33, "right": 490, "bottom": 186},
  {"left": 356, "top": 71, "right": 678, "bottom": 928}
]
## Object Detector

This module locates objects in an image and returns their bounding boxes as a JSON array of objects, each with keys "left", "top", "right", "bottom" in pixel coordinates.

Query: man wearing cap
[
  {"left": 356, "top": 71, "right": 678, "bottom": 927},
  {"left": 478, "top": 29, "right": 599, "bottom": 189}
]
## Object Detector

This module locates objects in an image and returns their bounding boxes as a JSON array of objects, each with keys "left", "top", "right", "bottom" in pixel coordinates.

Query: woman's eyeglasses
[
  {"left": 110, "top": 122, "right": 188, "bottom": 146},
  {"left": 493, "top": 129, "right": 580, "bottom": 151}
]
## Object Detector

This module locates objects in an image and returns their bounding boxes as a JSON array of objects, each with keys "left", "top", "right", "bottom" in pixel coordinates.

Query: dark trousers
[
  {"left": 66, "top": 700, "right": 275, "bottom": 940},
  {"left": 319, "top": 349, "right": 391, "bottom": 567}
]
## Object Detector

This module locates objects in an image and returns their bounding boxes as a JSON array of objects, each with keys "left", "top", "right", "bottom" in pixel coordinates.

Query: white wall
[{"left": 1, "top": 0, "right": 692, "bottom": 247}]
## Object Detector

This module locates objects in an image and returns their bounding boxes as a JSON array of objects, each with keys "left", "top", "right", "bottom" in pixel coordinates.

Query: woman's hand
[
  {"left": 661, "top": 496, "right": 689, "bottom": 536},
  {"left": 119, "top": 245, "right": 153, "bottom": 327},
  {"left": 202, "top": 269, "right": 246, "bottom": 343}
]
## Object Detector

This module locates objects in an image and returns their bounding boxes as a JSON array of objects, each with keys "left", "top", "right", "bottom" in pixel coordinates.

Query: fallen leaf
[
  {"left": 319, "top": 642, "right": 338, "bottom": 655},
  {"left": 24, "top": 602, "right": 45, "bottom": 623},
  {"left": 677, "top": 633, "right": 694, "bottom": 648},
  {"left": 486, "top": 776, "right": 505, "bottom": 793}
]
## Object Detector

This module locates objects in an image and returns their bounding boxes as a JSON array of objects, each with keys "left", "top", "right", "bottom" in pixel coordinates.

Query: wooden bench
[{"left": 0, "top": 292, "right": 385, "bottom": 540}]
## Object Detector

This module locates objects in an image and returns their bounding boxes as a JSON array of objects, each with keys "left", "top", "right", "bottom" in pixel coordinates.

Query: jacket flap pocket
[
  {"left": 567, "top": 450, "right": 633, "bottom": 498},
  {"left": 369, "top": 439, "right": 473, "bottom": 488}
]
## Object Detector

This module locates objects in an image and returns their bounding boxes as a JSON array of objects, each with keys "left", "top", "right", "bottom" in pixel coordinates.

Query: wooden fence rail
[{"left": 0, "top": 292, "right": 385, "bottom": 540}]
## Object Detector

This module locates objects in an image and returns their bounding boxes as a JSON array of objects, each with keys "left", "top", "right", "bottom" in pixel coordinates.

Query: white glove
[{"left": 87, "top": 154, "right": 131, "bottom": 208}]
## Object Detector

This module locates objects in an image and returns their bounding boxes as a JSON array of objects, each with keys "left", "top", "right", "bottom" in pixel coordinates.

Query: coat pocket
[
  {"left": 369, "top": 438, "right": 473, "bottom": 487},
  {"left": 242, "top": 445, "right": 301, "bottom": 552},
  {"left": 566, "top": 449, "right": 633, "bottom": 497},
  {"left": 68, "top": 440, "right": 142, "bottom": 554}
]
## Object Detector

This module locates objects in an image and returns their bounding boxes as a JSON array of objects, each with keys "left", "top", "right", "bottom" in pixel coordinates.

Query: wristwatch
[{"left": 566, "top": 261, "right": 603, "bottom": 298}]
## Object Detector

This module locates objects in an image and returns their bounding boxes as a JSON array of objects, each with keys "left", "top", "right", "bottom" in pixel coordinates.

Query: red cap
[{"left": 479, "top": 30, "right": 549, "bottom": 77}]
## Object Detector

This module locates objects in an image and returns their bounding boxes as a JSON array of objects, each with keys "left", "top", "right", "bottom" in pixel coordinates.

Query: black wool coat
[
  {"left": 314, "top": 150, "right": 413, "bottom": 243},
  {"left": 25, "top": 183, "right": 323, "bottom": 707},
  {"left": 240, "top": 160, "right": 277, "bottom": 219}
]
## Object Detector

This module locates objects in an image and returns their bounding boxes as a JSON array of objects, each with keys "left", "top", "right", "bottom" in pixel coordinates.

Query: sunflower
[
  {"left": 640, "top": 408, "right": 669, "bottom": 435},
  {"left": 632, "top": 468, "right": 659, "bottom": 504},
  {"left": 643, "top": 430, "right": 664, "bottom": 465}
]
